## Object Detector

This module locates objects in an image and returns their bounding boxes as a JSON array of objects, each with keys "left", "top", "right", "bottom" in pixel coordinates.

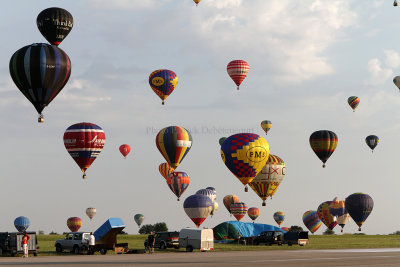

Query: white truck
[{"left": 179, "top": 228, "right": 214, "bottom": 252}]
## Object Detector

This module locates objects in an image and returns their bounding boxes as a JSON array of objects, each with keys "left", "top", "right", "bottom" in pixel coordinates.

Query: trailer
[
  {"left": 0, "top": 232, "right": 38, "bottom": 256},
  {"left": 93, "top": 218, "right": 128, "bottom": 254}
]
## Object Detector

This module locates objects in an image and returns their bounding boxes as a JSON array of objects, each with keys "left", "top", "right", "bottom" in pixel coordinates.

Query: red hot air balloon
[
  {"left": 183, "top": 194, "right": 213, "bottom": 228},
  {"left": 67, "top": 217, "right": 82, "bottom": 232},
  {"left": 119, "top": 144, "right": 131, "bottom": 158},
  {"left": 227, "top": 60, "right": 249, "bottom": 90},
  {"left": 230, "top": 202, "right": 248, "bottom": 221},
  {"left": 63, "top": 122, "right": 106, "bottom": 179}
]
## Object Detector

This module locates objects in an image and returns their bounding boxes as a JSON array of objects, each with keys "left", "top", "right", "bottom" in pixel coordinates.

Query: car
[
  {"left": 55, "top": 232, "right": 90, "bottom": 254},
  {"left": 144, "top": 231, "right": 179, "bottom": 250}
]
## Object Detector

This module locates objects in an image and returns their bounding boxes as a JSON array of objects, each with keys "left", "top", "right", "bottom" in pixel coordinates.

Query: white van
[{"left": 179, "top": 228, "right": 214, "bottom": 252}]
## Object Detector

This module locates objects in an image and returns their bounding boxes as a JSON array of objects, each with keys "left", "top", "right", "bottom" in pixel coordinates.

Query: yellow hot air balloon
[
  {"left": 193, "top": 0, "right": 201, "bottom": 6},
  {"left": 261, "top": 120, "right": 272, "bottom": 135}
]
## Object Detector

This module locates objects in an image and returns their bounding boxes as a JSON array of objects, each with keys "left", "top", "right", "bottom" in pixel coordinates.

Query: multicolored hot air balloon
[
  {"left": 219, "top": 137, "right": 227, "bottom": 146},
  {"left": 183, "top": 194, "right": 213, "bottom": 228},
  {"left": 337, "top": 213, "right": 350, "bottom": 233},
  {"left": 159, "top": 163, "right": 174, "bottom": 180},
  {"left": 223, "top": 195, "right": 239, "bottom": 215},
  {"left": 134, "top": 214, "right": 144, "bottom": 227},
  {"left": 247, "top": 207, "right": 260, "bottom": 223},
  {"left": 309, "top": 130, "right": 338, "bottom": 168},
  {"left": 273, "top": 211, "right": 285, "bottom": 226},
  {"left": 347, "top": 96, "right": 360, "bottom": 112},
  {"left": 119, "top": 144, "right": 131, "bottom": 158},
  {"left": 14, "top": 216, "right": 30, "bottom": 232},
  {"left": 365, "top": 135, "right": 379, "bottom": 153},
  {"left": 261, "top": 120, "right": 272, "bottom": 135},
  {"left": 221, "top": 133, "right": 269, "bottom": 192},
  {"left": 230, "top": 202, "right": 248, "bottom": 221},
  {"left": 227, "top": 60, "right": 249, "bottom": 90},
  {"left": 302, "top": 210, "right": 322, "bottom": 234},
  {"left": 86, "top": 207, "right": 96, "bottom": 220},
  {"left": 67, "top": 217, "right": 82, "bottom": 232},
  {"left": 167, "top": 172, "right": 190, "bottom": 201},
  {"left": 9, "top": 43, "right": 71, "bottom": 122},
  {"left": 394, "top": 76, "right": 400, "bottom": 91},
  {"left": 156, "top": 126, "right": 192, "bottom": 169},
  {"left": 345, "top": 193, "right": 374, "bottom": 231},
  {"left": 149, "top": 69, "right": 178, "bottom": 105},
  {"left": 211, "top": 202, "right": 219, "bottom": 217},
  {"left": 206, "top": 187, "right": 216, "bottom": 195},
  {"left": 249, "top": 154, "right": 286, "bottom": 206},
  {"left": 37, "top": 7, "right": 73, "bottom": 46},
  {"left": 329, "top": 197, "right": 349, "bottom": 233},
  {"left": 196, "top": 188, "right": 216, "bottom": 203},
  {"left": 64, "top": 122, "right": 106, "bottom": 179},
  {"left": 317, "top": 201, "right": 337, "bottom": 230},
  {"left": 193, "top": 0, "right": 201, "bottom": 6}
]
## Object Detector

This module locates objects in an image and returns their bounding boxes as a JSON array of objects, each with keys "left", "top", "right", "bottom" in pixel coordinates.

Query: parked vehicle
[
  {"left": 55, "top": 232, "right": 90, "bottom": 254},
  {"left": 284, "top": 231, "right": 309, "bottom": 246},
  {"left": 0, "top": 232, "right": 38, "bottom": 256},
  {"left": 144, "top": 231, "right": 179, "bottom": 250},
  {"left": 179, "top": 228, "right": 214, "bottom": 252},
  {"left": 253, "top": 230, "right": 309, "bottom": 246}
]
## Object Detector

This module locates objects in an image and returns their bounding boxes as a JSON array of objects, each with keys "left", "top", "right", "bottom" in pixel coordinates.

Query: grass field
[{"left": 29, "top": 234, "right": 400, "bottom": 256}]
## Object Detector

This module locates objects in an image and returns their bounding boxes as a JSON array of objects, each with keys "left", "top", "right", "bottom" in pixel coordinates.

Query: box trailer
[
  {"left": 0, "top": 232, "right": 38, "bottom": 256},
  {"left": 93, "top": 218, "right": 128, "bottom": 254},
  {"left": 179, "top": 228, "right": 214, "bottom": 252}
]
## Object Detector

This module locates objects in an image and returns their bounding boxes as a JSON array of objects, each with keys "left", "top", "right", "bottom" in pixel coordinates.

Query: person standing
[
  {"left": 21, "top": 232, "right": 30, "bottom": 258},
  {"left": 89, "top": 232, "right": 95, "bottom": 254},
  {"left": 147, "top": 231, "right": 155, "bottom": 254}
]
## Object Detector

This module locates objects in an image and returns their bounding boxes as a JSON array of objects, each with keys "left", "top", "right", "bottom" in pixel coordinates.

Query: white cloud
[
  {"left": 88, "top": 0, "right": 159, "bottom": 10},
  {"left": 205, "top": 0, "right": 242, "bottom": 9},
  {"left": 384, "top": 49, "right": 400, "bottom": 68},
  {"left": 366, "top": 58, "right": 392, "bottom": 85}
]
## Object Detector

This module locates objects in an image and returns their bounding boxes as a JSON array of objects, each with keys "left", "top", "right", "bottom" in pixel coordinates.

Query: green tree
[
  {"left": 323, "top": 228, "right": 335, "bottom": 235},
  {"left": 153, "top": 222, "right": 168, "bottom": 232},
  {"left": 139, "top": 224, "right": 154, "bottom": 234},
  {"left": 49, "top": 231, "right": 59, "bottom": 235},
  {"left": 289, "top": 225, "right": 304, "bottom": 232}
]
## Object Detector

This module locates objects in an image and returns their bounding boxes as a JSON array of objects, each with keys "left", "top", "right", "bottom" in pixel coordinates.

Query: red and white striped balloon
[{"left": 227, "top": 60, "right": 249, "bottom": 90}]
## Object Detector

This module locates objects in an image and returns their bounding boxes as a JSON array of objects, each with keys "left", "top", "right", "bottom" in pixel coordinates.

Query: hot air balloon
[
  {"left": 347, "top": 96, "right": 360, "bottom": 112},
  {"left": 337, "top": 213, "right": 350, "bottom": 233},
  {"left": 119, "top": 144, "right": 131, "bottom": 158},
  {"left": 219, "top": 137, "right": 227, "bottom": 146},
  {"left": 193, "top": 0, "right": 201, "bottom": 6},
  {"left": 221, "top": 133, "right": 269, "bottom": 192},
  {"left": 211, "top": 202, "right": 219, "bottom": 217},
  {"left": 196, "top": 188, "right": 216, "bottom": 203},
  {"left": 230, "top": 202, "right": 248, "bottom": 221},
  {"left": 329, "top": 197, "right": 346, "bottom": 218},
  {"left": 206, "top": 187, "right": 216, "bottom": 195},
  {"left": 63, "top": 122, "right": 106, "bottom": 179},
  {"left": 149, "top": 69, "right": 178, "bottom": 105},
  {"left": 223, "top": 195, "right": 239, "bottom": 215},
  {"left": 156, "top": 126, "right": 192, "bottom": 169},
  {"left": 317, "top": 201, "right": 337, "bottom": 230},
  {"left": 249, "top": 154, "right": 286, "bottom": 205},
  {"left": 37, "top": 7, "right": 73, "bottom": 46},
  {"left": 365, "top": 135, "right": 379, "bottom": 153},
  {"left": 309, "top": 130, "right": 338, "bottom": 168},
  {"left": 183, "top": 194, "right": 213, "bottom": 228},
  {"left": 86, "top": 207, "right": 96, "bottom": 220},
  {"left": 9, "top": 43, "right": 71, "bottom": 122},
  {"left": 394, "top": 76, "right": 400, "bottom": 90},
  {"left": 273, "top": 211, "right": 285, "bottom": 227},
  {"left": 14, "top": 216, "right": 30, "bottom": 232},
  {"left": 134, "top": 214, "right": 144, "bottom": 227},
  {"left": 247, "top": 207, "right": 260, "bottom": 223},
  {"left": 67, "top": 217, "right": 82, "bottom": 232},
  {"left": 159, "top": 163, "right": 174, "bottom": 180},
  {"left": 227, "top": 60, "right": 249, "bottom": 90},
  {"left": 261, "top": 120, "right": 272, "bottom": 135},
  {"left": 345, "top": 193, "right": 374, "bottom": 231},
  {"left": 302, "top": 210, "right": 322, "bottom": 234},
  {"left": 167, "top": 172, "right": 190, "bottom": 201},
  {"left": 395, "top": 0, "right": 399, "bottom": 7}
]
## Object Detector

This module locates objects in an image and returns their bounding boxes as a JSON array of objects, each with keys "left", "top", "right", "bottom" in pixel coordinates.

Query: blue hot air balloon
[{"left": 14, "top": 216, "right": 30, "bottom": 232}]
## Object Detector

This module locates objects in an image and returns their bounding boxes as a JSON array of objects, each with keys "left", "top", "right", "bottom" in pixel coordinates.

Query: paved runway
[{"left": 1, "top": 248, "right": 400, "bottom": 266}]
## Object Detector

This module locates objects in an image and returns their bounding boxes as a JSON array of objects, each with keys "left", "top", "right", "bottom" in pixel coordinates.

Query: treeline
[{"left": 139, "top": 222, "right": 168, "bottom": 234}]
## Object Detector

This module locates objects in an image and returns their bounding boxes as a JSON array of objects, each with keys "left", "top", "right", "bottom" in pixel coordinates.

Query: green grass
[{"left": 32, "top": 234, "right": 400, "bottom": 256}]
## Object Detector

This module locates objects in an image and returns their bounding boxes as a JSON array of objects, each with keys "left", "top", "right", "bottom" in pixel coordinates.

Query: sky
[{"left": 0, "top": 0, "right": 399, "bottom": 235}]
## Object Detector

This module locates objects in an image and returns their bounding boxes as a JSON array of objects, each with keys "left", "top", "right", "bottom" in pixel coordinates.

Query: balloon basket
[
  {"left": 358, "top": 228, "right": 361, "bottom": 231},
  {"left": 38, "top": 114, "right": 44, "bottom": 123},
  {"left": 83, "top": 173, "right": 87, "bottom": 179},
  {"left": 244, "top": 186, "right": 248, "bottom": 192},
  {"left": 262, "top": 202, "right": 266, "bottom": 207},
  {"left": 162, "top": 101, "right": 165, "bottom": 105}
]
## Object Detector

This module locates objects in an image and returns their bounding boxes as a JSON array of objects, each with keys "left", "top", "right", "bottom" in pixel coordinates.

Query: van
[{"left": 179, "top": 228, "right": 213, "bottom": 252}]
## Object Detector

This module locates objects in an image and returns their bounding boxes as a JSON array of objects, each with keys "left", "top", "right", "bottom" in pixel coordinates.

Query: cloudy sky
[{"left": 0, "top": 0, "right": 399, "bottom": 235}]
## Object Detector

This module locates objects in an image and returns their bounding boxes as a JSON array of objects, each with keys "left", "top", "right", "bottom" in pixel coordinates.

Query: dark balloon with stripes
[
  {"left": 9, "top": 43, "right": 71, "bottom": 122},
  {"left": 345, "top": 193, "right": 374, "bottom": 231},
  {"left": 309, "top": 130, "right": 338, "bottom": 168},
  {"left": 37, "top": 7, "right": 73, "bottom": 46}
]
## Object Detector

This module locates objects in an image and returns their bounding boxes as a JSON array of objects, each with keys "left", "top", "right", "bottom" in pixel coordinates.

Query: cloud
[
  {"left": 384, "top": 49, "right": 400, "bottom": 68},
  {"left": 88, "top": 0, "right": 159, "bottom": 10},
  {"left": 366, "top": 58, "right": 392, "bottom": 85}
]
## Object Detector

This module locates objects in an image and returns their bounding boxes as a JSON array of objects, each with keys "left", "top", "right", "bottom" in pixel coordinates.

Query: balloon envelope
[
  {"left": 14, "top": 216, "right": 30, "bottom": 232},
  {"left": 345, "top": 193, "right": 374, "bottom": 231},
  {"left": 261, "top": 120, "right": 272, "bottom": 135},
  {"left": 37, "top": 7, "right": 73, "bottom": 46},
  {"left": 167, "top": 172, "right": 190, "bottom": 201},
  {"left": 149, "top": 69, "right": 178, "bottom": 104},
  {"left": 67, "top": 217, "right": 82, "bottom": 232},
  {"left": 309, "top": 130, "right": 338, "bottom": 167},
  {"left": 227, "top": 60, "right": 249, "bottom": 90},
  {"left": 230, "top": 202, "right": 248, "bottom": 221},
  {"left": 134, "top": 214, "right": 144, "bottom": 227},
  {"left": 302, "top": 210, "right": 322, "bottom": 234},
  {"left": 273, "top": 211, "right": 285, "bottom": 226},
  {"left": 159, "top": 163, "right": 174, "bottom": 180},
  {"left": 196, "top": 188, "right": 216, "bottom": 203},
  {"left": 329, "top": 198, "right": 346, "bottom": 218},
  {"left": 156, "top": 126, "right": 192, "bottom": 169},
  {"left": 219, "top": 137, "right": 227, "bottom": 146},
  {"left": 63, "top": 122, "right": 106, "bottom": 179},
  {"left": 86, "top": 207, "right": 96, "bottom": 220},
  {"left": 365, "top": 135, "right": 379, "bottom": 152},
  {"left": 223, "top": 195, "right": 239, "bottom": 214},
  {"left": 394, "top": 76, "right": 400, "bottom": 90},
  {"left": 211, "top": 202, "right": 219, "bottom": 216},
  {"left": 183, "top": 194, "right": 213, "bottom": 228},
  {"left": 347, "top": 96, "right": 360, "bottom": 112},
  {"left": 119, "top": 144, "right": 131, "bottom": 158},
  {"left": 247, "top": 207, "right": 260, "bottom": 221},
  {"left": 317, "top": 201, "right": 337, "bottom": 230}
]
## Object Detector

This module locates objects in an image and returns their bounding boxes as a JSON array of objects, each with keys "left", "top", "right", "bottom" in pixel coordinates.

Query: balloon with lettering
[
  {"left": 63, "top": 122, "right": 106, "bottom": 179},
  {"left": 119, "top": 144, "right": 131, "bottom": 158},
  {"left": 345, "top": 193, "right": 374, "bottom": 231},
  {"left": 156, "top": 126, "right": 192, "bottom": 169},
  {"left": 221, "top": 133, "right": 269, "bottom": 192},
  {"left": 261, "top": 120, "right": 272, "bottom": 135},
  {"left": 9, "top": 43, "right": 71, "bottom": 122},
  {"left": 347, "top": 96, "right": 360, "bottom": 112},
  {"left": 249, "top": 154, "right": 286, "bottom": 206},
  {"left": 67, "top": 217, "right": 82, "bottom": 232},
  {"left": 149, "top": 69, "right": 178, "bottom": 105},
  {"left": 134, "top": 214, "right": 144, "bottom": 227},
  {"left": 223, "top": 195, "right": 239, "bottom": 215},
  {"left": 37, "top": 7, "right": 73, "bottom": 46},
  {"left": 167, "top": 172, "right": 190, "bottom": 201},
  {"left": 86, "top": 207, "right": 96, "bottom": 220},
  {"left": 227, "top": 60, "right": 249, "bottom": 90},
  {"left": 365, "top": 135, "right": 379, "bottom": 153},
  {"left": 302, "top": 210, "right": 322, "bottom": 234},
  {"left": 273, "top": 211, "right": 285, "bottom": 226},
  {"left": 309, "top": 130, "right": 338, "bottom": 168},
  {"left": 247, "top": 207, "right": 260, "bottom": 222},
  {"left": 159, "top": 163, "right": 174, "bottom": 180},
  {"left": 14, "top": 216, "right": 30, "bottom": 232},
  {"left": 230, "top": 202, "right": 248, "bottom": 221},
  {"left": 317, "top": 201, "right": 337, "bottom": 230},
  {"left": 183, "top": 194, "right": 213, "bottom": 228}
]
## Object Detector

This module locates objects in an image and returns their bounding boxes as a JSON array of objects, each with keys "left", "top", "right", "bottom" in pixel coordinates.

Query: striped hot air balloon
[
  {"left": 223, "top": 195, "right": 239, "bottom": 215},
  {"left": 9, "top": 43, "right": 71, "bottom": 122},
  {"left": 159, "top": 163, "right": 174, "bottom": 180},
  {"left": 227, "top": 60, "right": 249, "bottom": 90},
  {"left": 345, "top": 193, "right": 374, "bottom": 231},
  {"left": 67, "top": 217, "right": 82, "bottom": 232},
  {"left": 347, "top": 96, "right": 360, "bottom": 112},
  {"left": 309, "top": 130, "right": 338, "bottom": 168},
  {"left": 261, "top": 120, "right": 272, "bottom": 135},
  {"left": 149, "top": 69, "right": 178, "bottom": 105},
  {"left": 273, "top": 211, "right": 285, "bottom": 227},
  {"left": 63, "top": 122, "right": 106, "bottom": 179},
  {"left": 119, "top": 144, "right": 131, "bottom": 158},
  {"left": 156, "top": 126, "right": 192, "bottom": 169},
  {"left": 37, "top": 7, "right": 73, "bottom": 46},
  {"left": 221, "top": 133, "right": 269, "bottom": 192},
  {"left": 86, "top": 207, "right": 96, "bottom": 220},
  {"left": 196, "top": 188, "right": 216, "bottom": 203},
  {"left": 230, "top": 202, "right": 248, "bottom": 221},
  {"left": 167, "top": 172, "right": 190, "bottom": 201},
  {"left": 183, "top": 194, "right": 213, "bottom": 228},
  {"left": 302, "top": 210, "right": 322, "bottom": 234},
  {"left": 247, "top": 207, "right": 260, "bottom": 222},
  {"left": 317, "top": 201, "right": 337, "bottom": 230},
  {"left": 14, "top": 216, "right": 30, "bottom": 232}
]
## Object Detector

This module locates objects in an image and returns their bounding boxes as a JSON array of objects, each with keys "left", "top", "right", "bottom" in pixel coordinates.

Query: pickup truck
[{"left": 253, "top": 231, "right": 309, "bottom": 246}]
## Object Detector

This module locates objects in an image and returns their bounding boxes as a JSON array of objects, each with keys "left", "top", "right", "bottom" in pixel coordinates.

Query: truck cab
[{"left": 55, "top": 232, "right": 90, "bottom": 254}]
